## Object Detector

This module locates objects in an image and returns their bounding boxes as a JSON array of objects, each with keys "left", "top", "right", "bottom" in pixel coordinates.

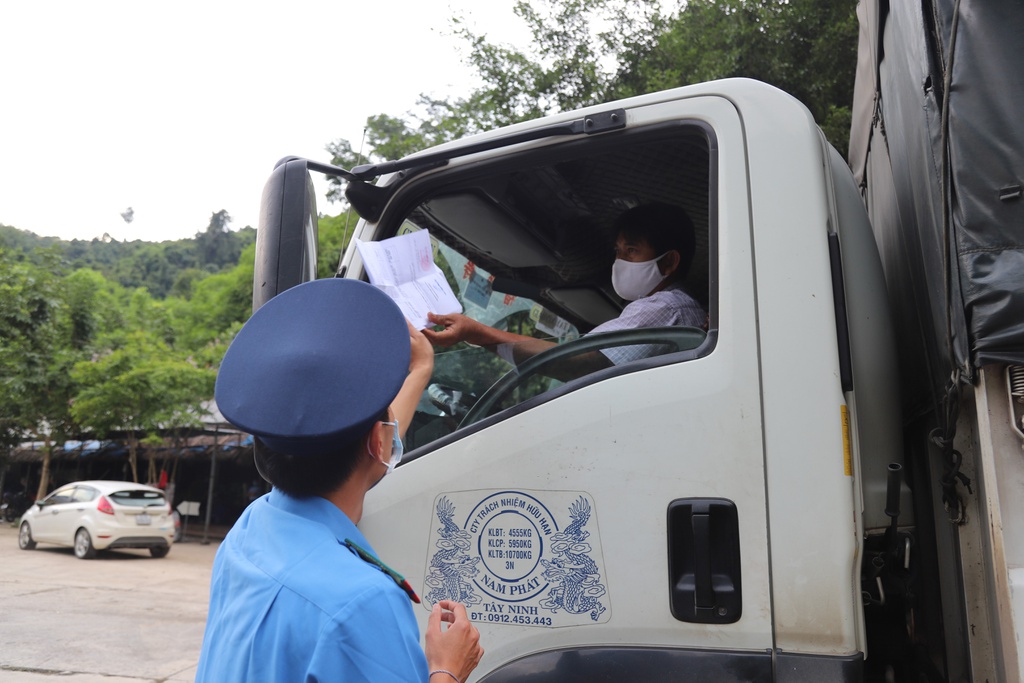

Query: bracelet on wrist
[{"left": 429, "top": 669, "right": 460, "bottom": 683}]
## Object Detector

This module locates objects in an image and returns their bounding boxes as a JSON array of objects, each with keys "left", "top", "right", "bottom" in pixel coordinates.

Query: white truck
[{"left": 250, "top": 2, "right": 1023, "bottom": 680}]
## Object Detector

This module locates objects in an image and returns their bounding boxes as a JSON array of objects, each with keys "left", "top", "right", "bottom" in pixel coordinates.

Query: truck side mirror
[{"left": 253, "top": 157, "right": 319, "bottom": 313}]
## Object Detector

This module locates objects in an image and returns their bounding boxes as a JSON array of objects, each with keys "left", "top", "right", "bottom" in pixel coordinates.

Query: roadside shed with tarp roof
[{"left": 3, "top": 400, "right": 263, "bottom": 531}]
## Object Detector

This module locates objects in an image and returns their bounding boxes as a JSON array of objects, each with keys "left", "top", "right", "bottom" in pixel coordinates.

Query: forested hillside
[
  {"left": 0, "top": 210, "right": 257, "bottom": 299},
  {"left": 0, "top": 208, "right": 357, "bottom": 497}
]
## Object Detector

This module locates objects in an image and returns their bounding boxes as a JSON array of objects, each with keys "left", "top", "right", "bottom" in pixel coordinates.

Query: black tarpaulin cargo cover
[{"left": 849, "top": 1, "right": 1024, "bottom": 412}]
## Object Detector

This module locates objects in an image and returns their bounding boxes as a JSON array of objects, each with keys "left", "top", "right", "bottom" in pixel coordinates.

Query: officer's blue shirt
[{"left": 195, "top": 490, "right": 428, "bottom": 682}]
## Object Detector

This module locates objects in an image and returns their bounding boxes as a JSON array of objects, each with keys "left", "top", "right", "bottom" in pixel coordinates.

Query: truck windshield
[
  {"left": 385, "top": 125, "right": 715, "bottom": 453},
  {"left": 404, "top": 221, "right": 579, "bottom": 451}
]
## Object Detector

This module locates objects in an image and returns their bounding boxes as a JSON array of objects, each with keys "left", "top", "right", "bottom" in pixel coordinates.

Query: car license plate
[{"left": 136, "top": 513, "right": 151, "bottom": 526}]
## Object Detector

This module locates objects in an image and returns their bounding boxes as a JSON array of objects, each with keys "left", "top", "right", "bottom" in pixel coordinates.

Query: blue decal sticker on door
[{"left": 424, "top": 490, "right": 609, "bottom": 627}]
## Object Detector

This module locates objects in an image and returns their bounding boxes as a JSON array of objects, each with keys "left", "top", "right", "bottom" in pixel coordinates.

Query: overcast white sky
[{"left": 0, "top": 1, "right": 528, "bottom": 243}]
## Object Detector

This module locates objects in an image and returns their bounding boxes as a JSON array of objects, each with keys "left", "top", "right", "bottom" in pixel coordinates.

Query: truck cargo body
[{"left": 850, "top": 2, "right": 1024, "bottom": 680}]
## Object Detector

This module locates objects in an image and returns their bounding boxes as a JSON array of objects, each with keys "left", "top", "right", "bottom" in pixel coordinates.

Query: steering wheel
[{"left": 459, "top": 326, "right": 707, "bottom": 428}]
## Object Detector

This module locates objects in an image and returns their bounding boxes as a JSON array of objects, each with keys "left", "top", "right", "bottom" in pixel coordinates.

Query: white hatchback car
[{"left": 18, "top": 480, "right": 175, "bottom": 559}]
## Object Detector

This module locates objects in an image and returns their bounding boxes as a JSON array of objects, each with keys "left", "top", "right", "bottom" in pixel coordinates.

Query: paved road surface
[{"left": 0, "top": 521, "right": 222, "bottom": 682}]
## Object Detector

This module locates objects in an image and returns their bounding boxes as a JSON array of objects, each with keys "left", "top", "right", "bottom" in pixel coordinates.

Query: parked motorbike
[{"left": 1, "top": 492, "right": 32, "bottom": 523}]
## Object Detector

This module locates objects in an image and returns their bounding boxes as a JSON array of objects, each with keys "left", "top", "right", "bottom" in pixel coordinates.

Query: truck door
[{"left": 349, "top": 89, "right": 774, "bottom": 681}]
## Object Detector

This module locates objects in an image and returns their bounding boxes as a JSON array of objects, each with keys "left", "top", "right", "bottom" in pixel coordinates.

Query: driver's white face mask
[{"left": 611, "top": 253, "right": 669, "bottom": 301}]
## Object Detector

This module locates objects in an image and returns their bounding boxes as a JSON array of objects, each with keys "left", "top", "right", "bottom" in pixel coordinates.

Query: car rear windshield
[{"left": 109, "top": 490, "right": 166, "bottom": 507}]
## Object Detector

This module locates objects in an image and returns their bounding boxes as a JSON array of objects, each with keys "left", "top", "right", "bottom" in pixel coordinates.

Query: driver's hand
[{"left": 423, "top": 312, "right": 482, "bottom": 348}]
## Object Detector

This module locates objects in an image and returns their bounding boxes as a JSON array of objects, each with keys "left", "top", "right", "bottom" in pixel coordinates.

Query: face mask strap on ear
[
  {"left": 658, "top": 250, "right": 678, "bottom": 274},
  {"left": 369, "top": 418, "right": 403, "bottom": 475}
]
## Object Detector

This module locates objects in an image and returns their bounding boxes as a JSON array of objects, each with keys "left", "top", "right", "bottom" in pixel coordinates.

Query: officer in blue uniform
[{"left": 196, "top": 278, "right": 483, "bottom": 683}]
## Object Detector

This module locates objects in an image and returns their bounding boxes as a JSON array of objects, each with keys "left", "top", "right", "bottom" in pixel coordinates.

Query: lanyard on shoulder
[{"left": 343, "top": 538, "right": 421, "bottom": 604}]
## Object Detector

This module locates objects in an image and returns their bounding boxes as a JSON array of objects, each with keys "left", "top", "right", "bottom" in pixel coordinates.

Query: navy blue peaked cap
[{"left": 215, "top": 279, "right": 410, "bottom": 457}]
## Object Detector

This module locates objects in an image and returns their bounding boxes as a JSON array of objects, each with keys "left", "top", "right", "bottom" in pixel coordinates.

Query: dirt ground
[{"left": 0, "top": 521, "right": 223, "bottom": 682}]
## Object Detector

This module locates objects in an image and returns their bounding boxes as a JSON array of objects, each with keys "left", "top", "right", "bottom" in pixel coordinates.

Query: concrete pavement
[{"left": 0, "top": 521, "right": 223, "bottom": 682}]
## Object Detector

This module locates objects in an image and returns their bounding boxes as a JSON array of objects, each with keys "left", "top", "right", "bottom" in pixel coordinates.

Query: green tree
[
  {"left": 169, "top": 267, "right": 209, "bottom": 300},
  {"left": 324, "top": 0, "right": 665, "bottom": 200},
  {"left": 324, "top": 111, "right": 452, "bottom": 201},
  {"left": 324, "top": 0, "right": 858, "bottom": 194},
  {"left": 0, "top": 224, "right": 62, "bottom": 252},
  {"left": 456, "top": 0, "right": 666, "bottom": 120},
  {"left": 323, "top": 139, "right": 371, "bottom": 203},
  {"left": 70, "top": 330, "right": 216, "bottom": 483},
  {"left": 58, "top": 267, "right": 223, "bottom": 484},
  {"left": 1, "top": 221, "right": 257, "bottom": 494},
  {"left": 3, "top": 215, "right": 256, "bottom": 300},
  {"left": 0, "top": 248, "right": 86, "bottom": 498},
  {"left": 316, "top": 212, "right": 360, "bottom": 278},
  {"left": 169, "top": 241, "right": 255, "bottom": 349},
  {"left": 624, "top": 0, "right": 857, "bottom": 152},
  {"left": 195, "top": 210, "right": 234, "bottom": 269}
]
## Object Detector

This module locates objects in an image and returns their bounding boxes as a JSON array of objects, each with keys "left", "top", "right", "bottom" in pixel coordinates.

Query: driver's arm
[
  {"left": 423, "top": 312, "right": 544, "bottom": 351},
  {"left": 538, "top": 349, "right": 612, "bottom": 382},
  {"left": 423, "top": 312, "right": 610, "bottom": 382}
]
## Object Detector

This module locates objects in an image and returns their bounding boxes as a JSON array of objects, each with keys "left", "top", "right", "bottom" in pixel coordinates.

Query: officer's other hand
[
  {"left": 407, "top": 320, "right": 435, "bottom": 375},
  {"left": 425, "top": 600, "right": 483, "bottom": 682}
]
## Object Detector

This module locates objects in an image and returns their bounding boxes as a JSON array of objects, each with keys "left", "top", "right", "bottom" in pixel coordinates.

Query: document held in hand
[{"left": 355, "top": 230, "right": 462, "bottom": 329}]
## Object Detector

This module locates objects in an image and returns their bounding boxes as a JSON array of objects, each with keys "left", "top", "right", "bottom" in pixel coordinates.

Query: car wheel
[
  {"left": 18, "top": 522, "right": 36, "bottom": 550},
  {"left": 149, "top": 545, "right": 170, "bottom": 558},
  {"left": 74, "top": 528, "right": 97, "bottom": 559}
]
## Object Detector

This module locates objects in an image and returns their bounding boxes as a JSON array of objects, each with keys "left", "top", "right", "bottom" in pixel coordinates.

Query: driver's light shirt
[
  {"left": 591, "top": 283, "right": 706, "bottom": 364},
  {"left": 195, "top": 491, "right": 428, "bottom": 683},
  {"left": 496, "top": 284, "right": 705, "bottom": 366}
]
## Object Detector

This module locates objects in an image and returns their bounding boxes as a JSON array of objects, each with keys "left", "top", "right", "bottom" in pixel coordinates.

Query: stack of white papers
[{"left": 355, "top": 230, "right": 462, "bottom": 329}]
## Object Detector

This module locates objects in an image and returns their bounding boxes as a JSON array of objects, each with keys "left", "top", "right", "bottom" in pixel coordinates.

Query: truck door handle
[
  {"left": 691, "top": 512, "right": 714, "bottom": 608},
  {"left": 667, "top": 498, "right": 742, "bottom": 624}
]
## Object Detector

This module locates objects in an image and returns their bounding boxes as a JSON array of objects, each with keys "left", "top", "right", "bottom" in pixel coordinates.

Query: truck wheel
[
  {"left": 74, "top": 528, "right": 97, "bottom": 559},
  {"left": 18, "top": 522, "right": 36, "bottom": 550}
]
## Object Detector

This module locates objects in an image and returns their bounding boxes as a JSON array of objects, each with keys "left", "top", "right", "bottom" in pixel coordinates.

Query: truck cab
[{"left": 254, "top": 79, "right": 910, "bottom": 681}]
